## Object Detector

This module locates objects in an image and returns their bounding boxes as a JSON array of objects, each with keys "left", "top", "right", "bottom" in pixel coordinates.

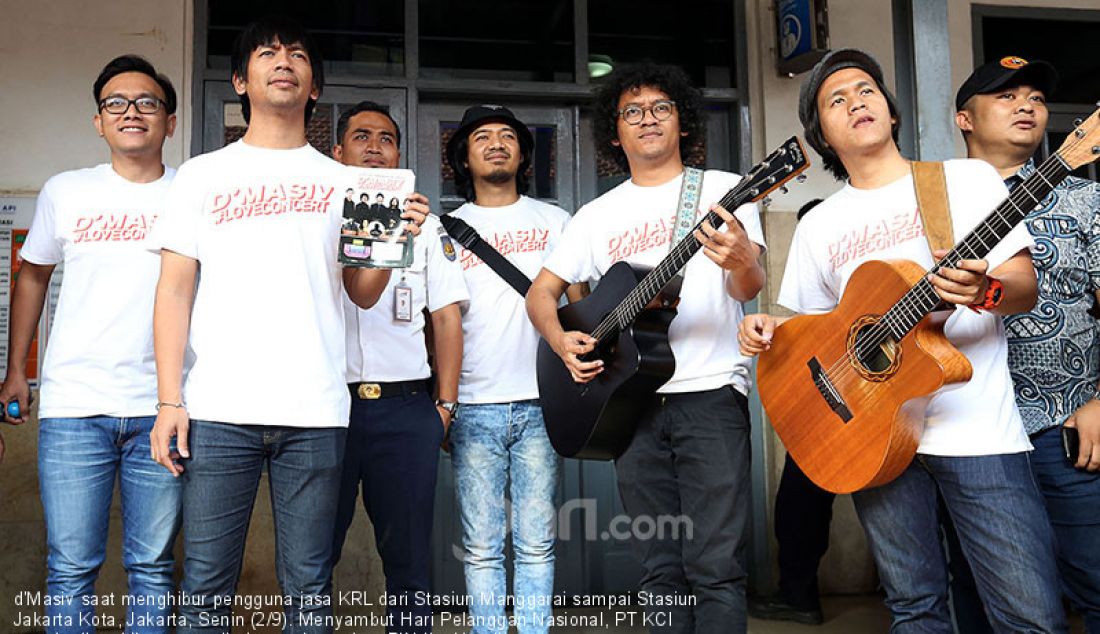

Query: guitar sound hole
[{"left": 853, "top": 324, "right": 897, "bottom": 374}]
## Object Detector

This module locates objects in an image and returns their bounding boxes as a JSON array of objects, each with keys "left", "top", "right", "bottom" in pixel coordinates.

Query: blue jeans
[
  {"left": 38, "top": 416, "right": 182, "bottom": 634},
  {"left": 1031, "top": 426, "right": 1100, "bottom": 632},
  {"left": 450, "top": 400, "right": 559, "bottom": 634},
  {"left": 853, "top": 452, "right": 1066, "bottom": 633},
  {"left": 177, "top": 420, "right": 345, "bottom": 634}
]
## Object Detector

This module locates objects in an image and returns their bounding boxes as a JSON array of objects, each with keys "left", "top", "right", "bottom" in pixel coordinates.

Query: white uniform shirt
[{"left": 344, "top": 215, "right": 469, "bottom": 382}]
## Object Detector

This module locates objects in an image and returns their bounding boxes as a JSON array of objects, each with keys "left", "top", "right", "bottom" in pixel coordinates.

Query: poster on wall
[{"left": 0, "top": 196, "right": 58, "bottom": 385}]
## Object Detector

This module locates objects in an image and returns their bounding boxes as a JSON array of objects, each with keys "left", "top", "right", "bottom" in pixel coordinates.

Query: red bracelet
[{"left": 967, "top": 275, "right": 1004, "bottom": 313}]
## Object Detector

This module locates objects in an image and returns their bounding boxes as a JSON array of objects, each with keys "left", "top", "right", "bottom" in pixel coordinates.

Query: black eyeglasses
[
  {"left": 98, "top": 96, "right": 165, "bottom": 115},
  {"left": 617, "top": 100, "right": 676, "bottom": 125}
]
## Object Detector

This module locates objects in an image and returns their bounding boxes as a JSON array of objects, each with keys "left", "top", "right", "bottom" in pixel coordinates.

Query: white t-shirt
[
  {"left": 21, "top": 164, "right": 174, "bottom": 419},
  {"left": 345, "top": 215, "right": 469, "bottom": 382},
  {"left": 451, "top": 196, "right": 570, "bottom": 403},
  {"left": 543, "top": 170, "right": 766, "bottom": 395},
  {"left": 778, "top": 159, "right": 1033, "bottom": 456},
  {"left": 147, "top": 141, "right": 349, "bottom": 428}
]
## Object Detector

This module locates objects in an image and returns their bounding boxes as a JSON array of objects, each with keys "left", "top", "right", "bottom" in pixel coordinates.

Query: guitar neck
[
  {"left": 882, "top": 155, "right": 1072, "bottom": 338},
  {"left": 591, "top": 187, "right": 748, "bottom": 342}
]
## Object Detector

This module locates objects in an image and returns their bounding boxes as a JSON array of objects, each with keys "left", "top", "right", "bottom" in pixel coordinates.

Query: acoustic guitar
[
  {"left": 757, "top": 106, "right": 1100, "bottom": 493},
  {"left": 538, "top": 137, "right": 810, "bottom": 459}
]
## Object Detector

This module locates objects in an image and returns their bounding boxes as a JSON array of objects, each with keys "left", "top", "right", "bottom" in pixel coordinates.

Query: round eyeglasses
[
  {"left": 617, "top": 100, "right": 676, "bottom": 125},
  {"left": 98, "top": 96, "right": 165, "bottom": 115}
]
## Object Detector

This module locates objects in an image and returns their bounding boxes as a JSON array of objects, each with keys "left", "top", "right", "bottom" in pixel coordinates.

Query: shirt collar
[{"left": 1006, "top": 159, "right": 1037, "bottom": 189}]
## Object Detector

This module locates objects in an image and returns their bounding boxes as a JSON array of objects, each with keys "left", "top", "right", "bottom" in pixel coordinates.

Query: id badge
[{"left": 394, "top": 281, "right": 413, "bottom": 322}]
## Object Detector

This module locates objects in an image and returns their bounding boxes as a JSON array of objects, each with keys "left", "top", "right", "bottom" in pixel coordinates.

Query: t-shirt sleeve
[
  {"left": 777, "top": 219, "right": 837, "bottom": 314},
  {"left": 425, "top": 228, "right": 470, "bottom": 312},
  {"left": 19, "top": 179, "right": 63, "bottom": 266},
  {"left": 146, "top": 162, "right": 203, "bottom": 259},
  {"left": 542, "top": 205, "right": 596, "bottom": 285}
]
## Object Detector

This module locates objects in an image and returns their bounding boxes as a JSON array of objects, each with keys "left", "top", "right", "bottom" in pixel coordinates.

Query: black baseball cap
[
  {"left": 445, "top": 104, "right": 534, "bottom": 173},
  {"left": 955, "top": 56, "right": 1058, "bottom": 111}
]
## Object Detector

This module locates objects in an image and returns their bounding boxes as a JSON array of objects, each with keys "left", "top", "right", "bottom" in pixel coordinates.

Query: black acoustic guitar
[{"left": 537, "top": 138, "right": 810, "bottom": 459}]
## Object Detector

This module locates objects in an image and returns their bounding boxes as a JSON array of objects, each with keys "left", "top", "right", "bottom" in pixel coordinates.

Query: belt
[{"left": 348, "top": 379, "right": 427, "bottom": 400}]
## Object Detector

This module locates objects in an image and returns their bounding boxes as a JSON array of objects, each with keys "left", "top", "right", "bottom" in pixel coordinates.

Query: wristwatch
[{"left": 435, "top": 399, "right": 458, "bottom": 416}]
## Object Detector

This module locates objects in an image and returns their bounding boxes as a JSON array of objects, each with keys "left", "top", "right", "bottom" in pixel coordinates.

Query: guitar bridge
[{"left": 808, "top": 357, "right": 852, "bottom": 423}]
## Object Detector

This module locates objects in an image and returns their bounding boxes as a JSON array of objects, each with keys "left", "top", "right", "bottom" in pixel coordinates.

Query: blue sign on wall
[{"left": 777, "top": 0, "right": 814, "bottom": 62}]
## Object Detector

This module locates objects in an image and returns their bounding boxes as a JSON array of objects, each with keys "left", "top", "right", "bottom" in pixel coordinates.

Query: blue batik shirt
[{"left": 1003, "top": 160, "right": 1100, "bottom": 435}]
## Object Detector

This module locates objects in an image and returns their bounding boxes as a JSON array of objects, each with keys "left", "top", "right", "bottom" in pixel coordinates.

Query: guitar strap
[
  {"left": 911, "top": 161, "right": 955, "bottom": 253},
  {"left": 439, "top": 213, "right": 531, "bottom": 297},
  {"left": 660, "top": 166, "right": 705, "bottom": 304}
]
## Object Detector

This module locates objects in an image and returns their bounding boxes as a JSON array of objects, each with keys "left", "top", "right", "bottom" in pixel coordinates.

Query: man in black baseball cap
[
  {"left": 955, "top": 56, "right": 1057, "bottom": 111},
  {"left": 956, "top": 55, "right": 1100, "bottom": 632}
]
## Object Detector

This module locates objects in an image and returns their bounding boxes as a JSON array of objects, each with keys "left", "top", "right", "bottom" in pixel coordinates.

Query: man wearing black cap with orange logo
[
  {"left": 957, "top": 56, "right": 1100, "bottom": 631},
  {"left": 740, "top": 48, "right": 1066, "bottom": 631},
  {"left": 444, "top": 105, "right": 571, "bottom": 632}
]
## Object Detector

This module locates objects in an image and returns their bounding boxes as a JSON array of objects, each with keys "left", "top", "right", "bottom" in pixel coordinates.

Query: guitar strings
[
  {"left": 817, "top": 146, "right": 1082, "bottom": 388},
  {"left": 588, "top": 160, "right": 790, "bottom": 344},
  {"left": 822, "top": 154, "right": 1070, "bottom": 386}
]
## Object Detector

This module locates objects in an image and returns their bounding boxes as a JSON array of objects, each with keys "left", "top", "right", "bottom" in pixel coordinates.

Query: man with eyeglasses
[
  {"left": 0, "top": 54, "right": 182, "bottom": 631},
  {"left": 528, "top": 62, "right": 767, "bottom": 633}
]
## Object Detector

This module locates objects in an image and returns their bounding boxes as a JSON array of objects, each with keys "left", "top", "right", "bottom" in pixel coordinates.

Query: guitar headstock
[
  {"left": 1057, "top": 104, "right": 1100, "bottom": 171},
  {"left": 741, "top": 137, "right": 812, "bottom": 203}
]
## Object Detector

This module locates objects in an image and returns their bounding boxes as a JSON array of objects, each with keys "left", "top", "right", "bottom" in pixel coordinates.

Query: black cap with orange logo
[{"left": 955, "top": 56, "right": 1058, "bottom": 111}]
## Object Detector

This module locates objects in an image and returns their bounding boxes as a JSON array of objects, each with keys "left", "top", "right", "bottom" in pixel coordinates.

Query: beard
[{"left": 483, "top": 167, "right": 516, "bottom": 185}]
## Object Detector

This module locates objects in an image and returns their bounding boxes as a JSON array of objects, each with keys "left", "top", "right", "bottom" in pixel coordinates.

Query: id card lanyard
[{"left": 393, "top": 271, "right": 413, "bottom": 322}]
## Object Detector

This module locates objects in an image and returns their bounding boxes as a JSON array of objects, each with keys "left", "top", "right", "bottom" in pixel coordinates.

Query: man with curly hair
[{"left": 527, "top": 62, "right": 767, "bottom": 633}]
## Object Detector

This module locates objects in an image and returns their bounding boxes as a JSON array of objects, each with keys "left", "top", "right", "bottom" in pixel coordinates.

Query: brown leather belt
[{"left": 348, "top": 380, "right": 427, "bottom": 400}]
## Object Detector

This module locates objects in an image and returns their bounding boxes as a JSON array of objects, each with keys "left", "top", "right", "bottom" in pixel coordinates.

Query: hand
[
  {"left": 739, "top": 313, "right": 779, "bottom": 356},
  {"left": 554, "top": 331, "right": 603, "bottom": 383},
  {"left": 1065, "top": 400, "right": 1100, "bottom": 472},
  {"left": 150, "top": 406, "right": 190, "bottom": 477},
  {"left": 437, "top": 405, "right": 453, "bottom": 453},
  {"left": 928, "top": 249, "right": 989, "bottom": 306},
  {"left": 0, "top": 373, "right": 31, "bottom": 425},
  {"left": 400, "top": 192, "right": 430, "bottom": 237},
  {"left": 694, "top": 204, "right": 757, "bottom": 272}
]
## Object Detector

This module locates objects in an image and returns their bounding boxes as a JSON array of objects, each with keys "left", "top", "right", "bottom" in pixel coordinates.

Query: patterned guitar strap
[{"left": 658, "top": 166, "right": 704, "bottom": 306}]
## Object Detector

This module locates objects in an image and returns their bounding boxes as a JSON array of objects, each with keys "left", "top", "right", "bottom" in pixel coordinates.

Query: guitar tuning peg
[
  {"left": 796, "top": 174, "right": 808, "bottom": 183},
  {"left": 779, "top": 186, "right": 789, "bottom": 195},
  {"left": 749, "top": 189, "right": 760, "bottom": 197},
  {"left": 1074, "top": 118, "right": 1084, "bottom": 127},
  {"left": 762, "top": 196, "right": 773, "bottom": 205},
  {"left": 1076, "top": 129, "right": 1087, "bottom": 138},
  {"left": 1093, "top": 146, "right": 1100, "bottom": 155},
  {"left": 767, "top": 176, "right": 776, "bottom": 184}
]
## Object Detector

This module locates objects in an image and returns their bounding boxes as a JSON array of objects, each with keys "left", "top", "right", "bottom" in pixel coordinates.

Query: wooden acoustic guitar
[
  {"left": 537, "top": 137, "right": 810, "bottom": 460},
  {"left": 757, "top": 106, "right": 1100, "bottom": 494}
]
